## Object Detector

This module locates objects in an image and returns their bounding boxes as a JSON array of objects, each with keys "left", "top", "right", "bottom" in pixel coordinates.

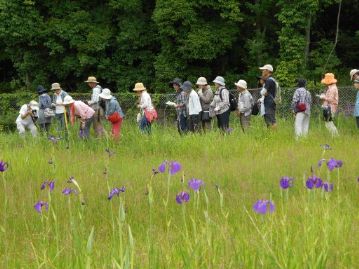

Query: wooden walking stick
[{"left": 63, "top": 106, "right": 70, "bottom": 148}]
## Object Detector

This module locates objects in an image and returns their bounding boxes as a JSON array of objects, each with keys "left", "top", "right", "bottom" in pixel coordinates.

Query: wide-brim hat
[
  {"left": 196, "top": 77, "right": 208, "bottom": 86},
  {"left": 85, "top": 76, "right": 99, "bottom": 83},
  {"left": 259, "top": 64, "right": 274, "bottom": 72},
  {"left": 234, "top": 80, "right": 247, "bottom": 89},
  {"left": 350, "top": 69, "right": 358, "bottom": 81},
  {"left": 213, "top": 76, "right": 225, "bottom": 86},
  {"left": 169, "top": 78, "right": 182, "bottom": 87},
  {"left": 63, "top": 95, "right": 75, "bottom": 105},
  {"left": 51, "top": 83, "right": 61, "bottom": 90},
  {"left": 133, "top": 82, "right": 146, "bottom": 92},
  {"left": 321, "top": 73, "right": 337, "bottom": 85},
  {"left": 37, "top": 85, "right": 47, "bottom": 94},
  {"left": 181, "top": 81, "right": 192, "bottom": 92},
  {"left": 99, "top": 88, "right": 113, "bottom": 99},
  {"left": 29, "top": 100, "right": 39, "bottom": 110}
]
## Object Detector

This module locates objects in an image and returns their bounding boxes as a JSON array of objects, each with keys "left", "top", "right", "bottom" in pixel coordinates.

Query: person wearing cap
[
  {"left": 196, "top": 77, "right": 213, "bottom": 131},
  {"left": 169, "top": 78, "right": 188, "bottom": 134},
  {"left": 99, "top": 88, "right": 125, "bottom": 140},
  {"left": 62, "top": 96, "right": 95, "bottom": 139},
  {"left": 15, "top": 100, "right": 39, "bottom": 137},
  {"left": 352, "top": 79, "right": 359, "bottom": 128},
  {"left": 181, "top": 81, "right": 202, "bottom": 133},
  {"left": 235, "top": 80, "right": 253, "bottom": 132},
  {"left": 85, "top": 76, "right": 104, "bottom": 137},
  {"left": 320, "top": 73, "right": 339, "bottom": 136},
  {"left": 51, "top": 82, "right": 68, "bottom": 135},
  {"left": 210, "top": 76, "right": 230, "bottom": 132},
  {"left": 133, "top": 82, "right": 156, "bottom": 134},
  {"left": 37, "top": 85, "right": 53, "bottom": 133},
  {"left": 291, "top": 79, "right": 312, "bottom": 138},
  {"left": 259, "top": 64, "right": 277, "bottom": 129},
  {"left": 350, "top": 69, "right": 359, "bottom": 81}
]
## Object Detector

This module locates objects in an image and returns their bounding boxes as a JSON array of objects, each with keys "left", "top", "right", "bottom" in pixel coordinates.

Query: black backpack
[{"left": 220, "top": 88, "right": 237, "bottom": 112}]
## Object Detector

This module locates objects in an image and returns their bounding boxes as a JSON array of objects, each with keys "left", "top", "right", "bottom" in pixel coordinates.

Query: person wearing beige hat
[
  {"left": 196, "top": 77, "right": 213, "bottom": 131},
  {"left": 320, "top": 73, "right": 339, "bottom": 136},
  {"left": 85, "top": 76, "right": 104, "bottom": 137},
  {"left": 51, "top": 82, "right": 68, "bottom": 135},
  {"left": 133, "top": 82, "right": 156, "bottom": 134},
  {"left": 259, "top": 64, "right": 277, "bottom": 129},
  {"left": 15, "top": 100, "right": 39, "bottom": 137},
  {"left": 235, "top": 80, "right": 253, "bottom": 132},
  {"left": 350, "top": 69, "right": 359, "bottom": 81}
]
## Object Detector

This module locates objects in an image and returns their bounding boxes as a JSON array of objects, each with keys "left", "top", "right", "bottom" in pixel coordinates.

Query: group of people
[{"left": 15, "top": 66, "right": 359, "bottom": 139}]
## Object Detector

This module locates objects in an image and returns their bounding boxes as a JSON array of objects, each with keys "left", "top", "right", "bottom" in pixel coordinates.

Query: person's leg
[
  {"left": 192, "top": 114, "right": 200, "bottom": 133},
  {"left": 140, "top": 116, "right": 151, "bottom": 134},
  {"left": 188, "top": 115, "right": 194, "bottom": 132},
  {"left": 93, "top": 108, "right": 104, "bottom": 137},
  {"left": 179, "top": 114, "right": 188, "bottom": 134},
  {"left": 223, "top": 110, "right": 230, "bottom": 130},
  {"left": 303, "top": 114, "right": 310, "bottom": 136},
  {"left": 325, "top": 120, "right": 339, "bottom": 137},
  {"left": 28, "top": 123, "right": 38, "bottom": 137},
  {"left": 294, "top": 112, "right": 303, "bottom": 137},
  {"left": 356, "top": 117, "right": 359, "bottom": 128},
  {"left": 83, "top": 117, "right": 93, "bottom": 139},
  {"left": 216, "top": 114, "right": 222, "bottom": 129},
  {"left": 17, "top": 122, "right": 26, "bottom": 136}
]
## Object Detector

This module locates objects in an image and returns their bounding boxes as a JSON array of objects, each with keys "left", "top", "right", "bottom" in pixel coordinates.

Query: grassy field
[{"left": 0, "top": 116, "right": 358, "bottom": 268}]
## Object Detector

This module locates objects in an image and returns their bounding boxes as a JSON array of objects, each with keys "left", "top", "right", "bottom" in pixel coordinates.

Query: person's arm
[
  {"left": 20, "top": 105, "right": 32, "bottom": 119},
  {"left": 264, "top": 78, "right": 276, "bottom": 97},
  {"left": 324, "top": 87, "right": 338, "bottom": 105}
]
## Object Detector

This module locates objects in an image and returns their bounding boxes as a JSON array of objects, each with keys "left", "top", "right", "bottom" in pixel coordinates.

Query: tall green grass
[{"left": 0, "top": 116, "right": 358, "bottom": 268}]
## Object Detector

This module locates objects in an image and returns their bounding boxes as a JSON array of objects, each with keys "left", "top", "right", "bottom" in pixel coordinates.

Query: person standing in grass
[
  {"left": 196, "top": 77, "right": 213, "bottom": 131},
  {"left": 170, "top": 78, "right": 188, "bottom": 135},
  {"left": 51, "top": 82, "right": 68, "bottom": 136},
  {"left": 210, "top": 76, "right": 230, "bottom": 132},
  {"left": 291, "top": 79, "right": 312, "bottom": 138},
  {"left": 259, "top": 64, "right": 277, "bottom": 129},
  {"left": 353, "top": 79, "right": 359, "bottom": 128},
  {"left": 62, "top": 95, "right": 95, "bottom": 139},
  {"left": 182, "top": 81, "right": 202, "bottom": 133},
  {"left": 15, "top": 100, "right": 39, "bottom": 137},
  {"left": 99, "top": 88, "right": 124, "bottom": 140},
  {"left": 37, "top": 85, "right": 53, "bottom": 134},
  {"left": 85, "top": 76, "right": 104, "bottom": 137},
  {"left": 235, "top": 80, "right": 253, "bottom": 132}
]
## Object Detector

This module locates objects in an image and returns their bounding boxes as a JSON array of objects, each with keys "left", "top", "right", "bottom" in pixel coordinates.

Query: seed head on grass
[
  {"left": 188, "top": 178, "right": 204, "bottom": 192},
  {"left": 279, "top": 176, "right": 294, "bottom": 189},
  {"left": 253, "top": 200, "right": 275, "bottom": 214},
  {"left": 176, "top": 192, "right": 190, "bottom": 204},
  {"left": 0, "top": 161, "right": 8, "bottom": 172},
  {"left": 34, "top": 201, "right": 48, "bottom": 214},
  {"left": 108, "top": 187, "right": 126, "bottom": 200}
]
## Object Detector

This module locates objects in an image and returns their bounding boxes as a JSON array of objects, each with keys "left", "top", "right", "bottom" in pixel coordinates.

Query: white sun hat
[
  {"left": 234, "top": 80, "right": 247, "bottom": 89},
  {"left": 259, "top": 64, "right": 274, "bottom": 72},
  {"left": 99, "top": 88, "right": 113, "bottom": 99},
  {"left": 213, "top": 76, "right": 225, "bottom": 86},
  {"left": 350, "top": 69, "right": 358, "bottom": 81},
  {"left": 196, "top": 77, "right": 208, "bottom": 86},
  {"left": 63, "top": 95, "right": 75, "bottom": 105},
  {"left": 29, "top": 100, "right": 39, "bottom": 110}
]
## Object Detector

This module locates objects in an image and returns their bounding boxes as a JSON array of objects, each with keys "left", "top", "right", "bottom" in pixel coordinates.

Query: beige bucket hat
[
  {"left": 133, "top": 82, "right": 146, "bottom": 92},
  {"left": 51, "top": 83, "right": 61, "bottom": 90},
  {"left": 85, "top": 76, "right": 99, "bottom": 83}
]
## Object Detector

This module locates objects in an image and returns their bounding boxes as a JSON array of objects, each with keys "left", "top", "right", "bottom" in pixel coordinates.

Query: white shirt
[
  {"left": 55, "top": 93, "right": 65, "bottom": 114},
  {"left": 88, "top": 85, "right": 102, "bottom": 105},
  {"left": 16, "top": 104, "right": 33, "bottom": 125},
  {"left": 139, "top": 91, "right": 154, "bottom": 111},
  {"left": 188, "top": 90, "right": 202, "bottom": 115}
]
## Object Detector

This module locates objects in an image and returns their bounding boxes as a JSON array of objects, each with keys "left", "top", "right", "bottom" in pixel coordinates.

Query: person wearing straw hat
[
  {"left": 99, "top": 88, "right": 124, "bottom": 140},
  {"left": 210, "top": 76, "right": 230, "bottom": 132},
  {"left": 15, "top": 100, "right": 39, "bottom": 137},
  {"left": 51, "top": 82, "right": 68, "bottom": 136},
  {"left": 37, "top": 85, "right": 53, "bottom": 134},
  {"left": 350, "top": 69, "right": 359, "bottom": 82},
  {"left": 235, "top": 79, "right": 253, "bottom": 132},
  {"left": 352, "top": 79, "right": 359, "bottom": 128},
  {"left": 319, "top": 73, "right": 339, "bottom": 136},
  {"left": 169, "top": 78, "right": 188, "bottom": 134},
  {"left": 62, "top": 95, "right": 95, "bottom": 139},
  {"left": 133, "top": 82, "right": 156, "bottom": 134},
  {"left": 85, "top": 76, "right": 104, "bottom": 137},
  {"left": 196, "top": 77, "right": 213, "bottom": 131},
  {"left": 181, "top": 81, "right": 202, "bottom": 133}
]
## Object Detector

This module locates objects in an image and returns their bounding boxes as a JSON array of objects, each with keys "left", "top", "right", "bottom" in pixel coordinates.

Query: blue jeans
[
  {"left": 177, "top": 114, "right": 188, "bottom": 135},
  {"left": 140, "top": 116, "right": 151, "bottom": 134}
]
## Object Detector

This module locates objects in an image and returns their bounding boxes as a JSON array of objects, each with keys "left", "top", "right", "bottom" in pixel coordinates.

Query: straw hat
[
  {"left": 85, "top": 76, "right": 98, "bottom": 84},
  {"left": 51, "top": 83, "right": 61, "bottom": 90},
  {"left": 99, "top": 88, "right": 113, "bottom": 99},
  {"left": 321, "top": 73, "right": 337, "bottom": 85},
  {"left": 234, "top": 80, "right": 247, "bottom": 89},
  {"left": 350, "top": 69, "right": 358, "bottom": 81},
  {"left": 196, "top": 77, "right": 208, "bottom": 86},
  {"left": 213, "top": 76, "right": 225, "bottom": 86},
  {"left": 133, "top": 82, "right": 146, "bottom": 92},
  {"left": 29, "top": 100, "right": 39, "bottom": 110},
  {"left": 63, "top": 96, "right": 75, "bottom": 105},
  {"left": 259, "top": 64, "right": 274, "bottom": 72}
]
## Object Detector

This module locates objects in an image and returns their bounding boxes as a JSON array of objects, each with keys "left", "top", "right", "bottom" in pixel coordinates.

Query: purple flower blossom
[
  {"left": 108, "top": 186, "right": 126, "bottom": 200},
  {"left": 157, "top": 161, "right": 182, "bottom": 175},
  {"left": 188, "top": 178, "right": 204, "bottom": 192},
  {"left": 322, "top": 182, "right": 334, "bottom": 192},
  {"left": 306, "top": 176, "right": 323, "bottom": 189},
  {"left": 62, "top": 188, "right": 77, "bottom": 195},
  {"left": 253, "top": 200, "right": 275, "bottom": 214},
  {"left": 0, "top": 161, "right": 8, "bottom": 172},
  {"left": 158, "top": 162, "right": 166, "bottom": 173},
  {"left": 176, "top": 192, "right": 190, "bottom": 204},
  {"left": 34, "top": 201, "right": 49, "bottom": 214},
  {"left": 40, "top": 180, "right": 55, "bottom": 191},
  {"left": 327, "top": 158, "right": 343, "bottom": 171},
  {"left": 279, "top": 177, "right": 294, "bottom": 189}
]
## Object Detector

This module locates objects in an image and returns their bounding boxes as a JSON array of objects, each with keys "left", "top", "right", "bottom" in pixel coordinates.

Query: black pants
[
  {"left": 216, "top": 110, "right": 230, "bottom": 131},
  {"left": 356, "top": 117, "right": 359, "bottom": 128},
  {"left": 188, "top": 114, "right": 200, "bottom": 133}
]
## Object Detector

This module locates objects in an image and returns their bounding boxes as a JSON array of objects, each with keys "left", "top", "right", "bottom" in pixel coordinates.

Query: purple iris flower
[
  {"left": 158, "top": 162, "right": 166, "bottom": 173},
  {"left": 188, "top": 178, "right": 204, "bottom": 192},
  {"left": 108, "top": 186, "right": 126, "bottom": 200},
  {"left": 306, "top": 176, "right": 323, "bottom": 189},
  {"left": 40, "top": 180, "right": 55, "bottom": 191},
  {"left": 34, "top": 201, "right": 49, "bottom": 214},
  {"left": 62, "top": 188, "right": 77, "bottom": 195},
  {"left": 157, "top": 161, "right": 182, "bottom": 175},
  {"left": 327, "top": 158, "right": 338, "bottom": 171},
  {"left": 253, "top": 200, "right": 275, "bottom": 214},
  {"left": 336, "top": 160, "right": 343, "bottom": 168},
  {"left": 176, "top": 192, "right": 190, "bottom": 204},
  {"left": 322, "top": 182, "right": 334, "bottom": 192},
  {"left": 279, "top": 177, "right": 294, "bottom": 189},
  {"left": 0, "top": 161, "right": 8, "bottom": 172}
]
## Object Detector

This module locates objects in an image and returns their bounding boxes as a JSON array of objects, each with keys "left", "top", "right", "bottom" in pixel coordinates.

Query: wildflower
[
  {"left": 188, "top": 178, "right": 204, "bottom": 192},
  {"left": 176, "top": 192, "right": 190, "bottom": 204},
  {"left": 157, "top": 161, "right": 182, "bottom": 175},
  {"left": 158, "top": 162, "right": 166, "bottom": 173},
  {"left": 40, "top": 180, "right": 55, "bottom": 191},
  {"left": 108, "top": 187, "right": 126, "bottom": 200},
  {"left": 320, "top": 144, "right": 331, "bottom": 150},
  {"left": 327, "top": 158, "right": 343, "bottom": 171},
  {"left": 62, "top": 188, "right": 77, "bottom": 195},
  {"left": 306, "top": 176, "right": 323, "bottom": 189},
  {"left": 253, "top": 200, "right": 275, "bottom": 214},
  {"left": 0, "top": 161, "right": 8, "bottom": 172},
  {"left": 34, "top": 201, "right": 49, "bottom": 214},
  {"left": 322, "top": 182, "right": 334, "bottom": 192},
  {"left": 279, "top": 176, "right": 294, "bottom": 189}
]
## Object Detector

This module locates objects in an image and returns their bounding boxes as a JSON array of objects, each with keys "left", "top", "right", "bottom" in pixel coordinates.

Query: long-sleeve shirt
[
  {"left": 88, "top": 85, "right": 102, "bottom": 107},
  {"left": 291, "top": 87, "right": 312, "bottom": 114},
  {"left": 105, "top": 97, "right": 124, "bottom": 118},
  {"left": 322, "top": 84, "right": 339, "bottom": 113},
  {"left": 139, "top": 91, "right": 154, "bottom": 111},
  {"left": 187, "top": 90, "right": 202, "bottom": 115},
  {"left": 238, "top": 90, "right": 253, "bottom": 116},
  {"left": 354, "top": 91, "right": 359, "bottom": 117},
  {"left": 198, "top": 87, "right": 213, "bottom": 111},
  {"left": 210, "top": 86, "right": 230, "bottom": 115},
  {"left": 176, "top": 91, "right": 188, "bottom": 117},
  {"left": 70, "top": 101, "right": 95, "bottom": 125}
]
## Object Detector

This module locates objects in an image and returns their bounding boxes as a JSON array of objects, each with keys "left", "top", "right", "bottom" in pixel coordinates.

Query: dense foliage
[{"left": 0, "top": 0, "right": 357, "bottom": 92}]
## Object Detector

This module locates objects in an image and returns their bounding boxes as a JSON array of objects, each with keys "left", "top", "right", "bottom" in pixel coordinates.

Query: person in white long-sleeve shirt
[
  {"left": 85, "top": 76, "right": 104, "bottom": 137},
  {"left": 235, "top": 80, "right": 253, "bottom": 132},
  {"left": 182, "top": 81, "right": 202, "bottom": 133},
  {"left": 134, "top": 82, "right": 155, "bottom": 134}
]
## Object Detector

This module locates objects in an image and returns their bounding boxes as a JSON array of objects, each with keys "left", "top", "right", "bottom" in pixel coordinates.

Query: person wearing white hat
[
  {"left": 353, "top": 79, "right": 359, "bottom": 128},
  {"left": 210, "top": 76, "right": 230, "bottom": 131},
  {"left": 196, "top": 77, "right": 213, "bottom": 131},
  {"left": 15, "top": 100, "right": 39, "bottom": 137},
  {"left": 350, "top": 69, "right": 359, "bottom": 81},
  {"left": 85, "top": 76, "right": 104, "bottom": 137},
  {"left": 259, "top": 64, "right": 277, "bottom": 129},
  {"left": 99, "top": 88, "right": 124, "bottom": 140},
  {"left": 62, "top": 95, "right": 95, "bottom": 139},
  {"left": 235, "top": 80, "right": 253, "bottom": 132},
  {"left": 51, "top": 82, "right": 68, "bottom": 135}
]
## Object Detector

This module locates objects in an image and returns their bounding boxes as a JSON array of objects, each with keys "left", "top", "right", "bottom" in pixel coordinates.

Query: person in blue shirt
[{"left": 353, "top": 79, "right": 359, "bottom": 128}]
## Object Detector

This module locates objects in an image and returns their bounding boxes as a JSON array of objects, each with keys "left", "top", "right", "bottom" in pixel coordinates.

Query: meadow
[{"left": 0, "top": 116, "right": 358, "bottom": 268}]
